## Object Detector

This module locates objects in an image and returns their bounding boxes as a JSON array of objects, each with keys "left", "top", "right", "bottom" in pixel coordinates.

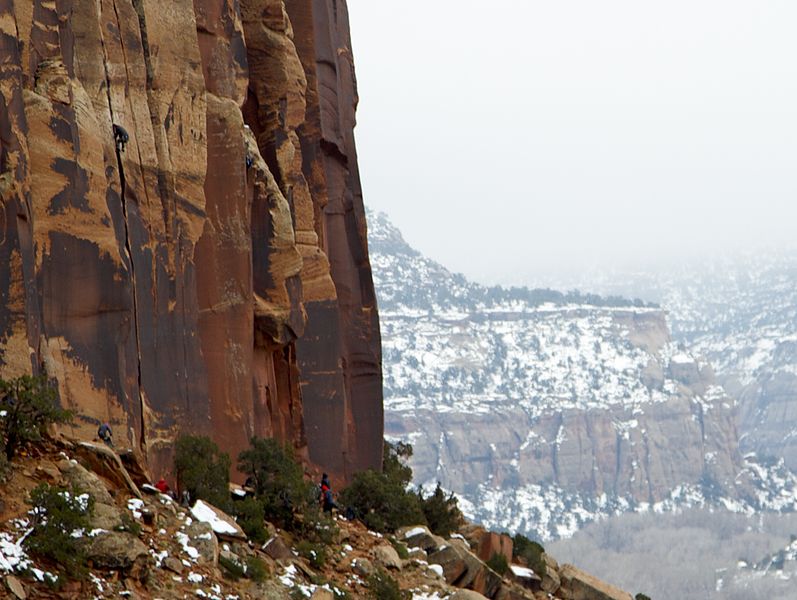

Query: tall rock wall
[{"left": 0, "top": 0, "right": 382, "bottom": 480}]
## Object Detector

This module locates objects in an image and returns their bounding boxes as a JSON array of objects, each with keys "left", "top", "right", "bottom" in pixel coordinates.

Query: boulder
[
  {"left": 34, "top": 461, "right": 61, "bottom": 483},
  {"left": 190, "top": 499, "right": 246, "bottom": 540},
  {"left": 541, "top": 554, "right": 561, "bottom": 594},
  {"left": 82, "top": 532, "right": 149, "bottom": 579},
  {"left": 372, "top": 544, "right": 402, "bottom": 570},
  {"left": 257, "top": 580, "right": 310, "bottom": 600},
  {"left": 459, "top": 523, "right": 487, "bottom": 549},
  {"left": 220, "top": 548, "right": 239, "bottom": 564},
  {"left": 162, "top": 556, "right": 184, "bottom": 575},
  {"left": 264, "top": 534, "right": 294, "bottom": 561},
  {"left": 310, "top": 590, "right": 334, "bottom": 600},
  {"left": 493, "top": 584, "right": 538, "bottom": 600},
  {"left": 57, "top": 459, "right": 114, "bottom": 505},
  {"left": 352, "top": 557, "right": 375, "bottom": 577},
  {"left": 397, "top": 524, "right": 429, "bottom": 538},
  {"left": 408, "top": 547, "right": 428, "bottom": 561},
  {"left": 509, "top": 564, "right": 542, "bottom": 590},
  {"left": 428, "top": 543, "right": 502, "bottom": 598},
  {"left": 543, "top": 553, "right": 559, "bottom": 571},
  {"left": 477, "top": 532, "right": 513, "bottom": 565},
  {"left": 558, "top": 564, "right": 633, "bottom": 600},
  {"left": 140, "top": 484, "right": 161, "bottom": 495},
  {"left": 400, "top": 525, "right": 446, "bottom": 553},
  {"left": 449, "top": 537, "right": 472, "bottom": 553},
  {"left": 450, "top": 591, "right": 489, "bottom": 600},
  {"left": 118, "top": 449, "right": 153, "bottom": 488},
  {"left": 427, "top": 563, "right": 445, "bottom": 578},
  {"left": 185, "top": 521, "right": 219, "bottom": 566},
  {"left": 5, "top": 575, "right": 26, "bottom": 600},
  {"left": 90, "top": 502, "right": 124, "bottom": 531},
  {"left": 228, "top": 541, "right": 255, "bottom": 560},
  {"left": 73, "top": 442, "right": 141, "bottom": 497}
]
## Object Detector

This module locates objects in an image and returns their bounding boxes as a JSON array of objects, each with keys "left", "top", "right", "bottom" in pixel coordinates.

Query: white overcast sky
[{"left": 347, "top": 1, "right": 797, "bottom": 287}]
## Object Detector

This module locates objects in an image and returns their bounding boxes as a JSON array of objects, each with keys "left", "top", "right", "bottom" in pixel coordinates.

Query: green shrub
[
  {"left": 237, "top": 437, "right": 311, "bottom": 529},
  {"left": 635, "top": 594, "right": 652, "bottom": 600},
  {"left": 24, "top": 483, "right": 94, "bottom": 578},
  {"left": 245, "top": 555, "right": 268, "bottom": 582},
  {"left": 340, "top": 441, "right": 425, "bottom": 533},
  {"left": 174, "top": 435, "right": 231, "bottom": 511},
  {"left": 116, "top": 511, "right": 142, "bottom": 536},
  {"left": 296, "top": 539, "right": 327, "bottom": 569},
  {"left": 512, "top": 533, "right": 546, "bottom": 577},
  {"left": 295, "top": 504, "right": 338, "bottom": 545},
  {"left": 487, "top": 552, "right": 509, "bottom": 575},
  {"left": 219, "top": 553, "right": 269, "bottom": 582},
  {"left": 367, "top": 568, "right": 410, "bottom": 600},
  {"left": 383, "top": 441, "right": 414, "bottom": 483},
  {"left": 419, "top": 482, "right": 463, "bottom": 537},
  {"left": 233, "top": 496, "right": 269, "bottom": 544},
  {"left": 0, "top": 375, "right": 71, "bottom": 459},
  {"left": 389, "top": 537, "right": 409, "bottom": 560},
  {"left": 219, "top": 554, "right": 245, "bottom": 581}
]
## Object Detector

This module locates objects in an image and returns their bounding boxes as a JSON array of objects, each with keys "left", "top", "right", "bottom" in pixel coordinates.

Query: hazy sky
[{"left": 347, "top": 1, "right": 797, "bottom": 287}]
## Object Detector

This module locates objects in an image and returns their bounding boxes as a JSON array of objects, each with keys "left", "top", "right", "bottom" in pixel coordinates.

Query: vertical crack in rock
[{"left": 99, "top": 0, "right": 146, "bottom": 451}]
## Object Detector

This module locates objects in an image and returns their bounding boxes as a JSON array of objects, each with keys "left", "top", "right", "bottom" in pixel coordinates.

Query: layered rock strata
[
  {"left": 367, "top": 211, "right": 786, "bottom": 539},
  {"left": 0, "top": 0, "right": 381, "bottom": 479}
]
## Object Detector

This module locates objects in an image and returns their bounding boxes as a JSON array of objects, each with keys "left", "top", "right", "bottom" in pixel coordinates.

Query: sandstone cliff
[{"left": 0, "top": 0, "right": 381, "bottom": 480}]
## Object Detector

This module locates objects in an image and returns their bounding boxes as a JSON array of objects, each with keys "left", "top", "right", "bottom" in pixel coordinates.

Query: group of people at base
[{"left": 96, "top": 422, "right": 342, "bottom": 515}]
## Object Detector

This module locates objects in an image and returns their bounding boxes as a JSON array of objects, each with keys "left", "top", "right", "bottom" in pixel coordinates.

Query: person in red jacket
[{"left": 155, "top": 478, "right": 170, "bottom": 494}]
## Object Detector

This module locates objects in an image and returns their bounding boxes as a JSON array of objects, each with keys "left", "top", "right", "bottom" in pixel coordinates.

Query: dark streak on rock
[
  {"left": 39, "top": 231, "right": 132, "bottom": 407},
  {"left": 48, "top": 157, "right": 91, "bottom": 215}
]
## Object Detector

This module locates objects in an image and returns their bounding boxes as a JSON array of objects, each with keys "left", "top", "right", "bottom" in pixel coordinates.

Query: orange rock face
[
  {"left": 477, "top": 531, "right": 514, "bottom": 566},
  {"left": 0, "top": 0, "right": 382, "bottom": 480}
]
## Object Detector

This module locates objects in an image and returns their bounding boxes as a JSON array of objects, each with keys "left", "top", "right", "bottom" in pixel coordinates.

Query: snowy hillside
[
  {"left": 368, "top": 210, "right": 797, "bottom": 542},
  {"left": 546, "top": 252, "right": 797, "bottom": 471}
]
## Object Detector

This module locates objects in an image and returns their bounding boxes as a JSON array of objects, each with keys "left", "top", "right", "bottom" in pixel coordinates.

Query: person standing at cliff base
[
  {"left": 320, "top": 473, "right": 338, "bottom": 513},
  {"left": 155, "top": 478, "right": 170, "bottom": 494}
]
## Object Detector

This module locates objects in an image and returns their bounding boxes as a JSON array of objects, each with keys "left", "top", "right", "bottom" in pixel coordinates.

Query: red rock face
[
  {"left": 287, "top": 0, "right": 384, "bottom": 478},
  {"left": 477, "top": 532, "right": 514, "bottom": 565},
  {"left": 0, "top": 0, "right": 382, "bottom": 481}
]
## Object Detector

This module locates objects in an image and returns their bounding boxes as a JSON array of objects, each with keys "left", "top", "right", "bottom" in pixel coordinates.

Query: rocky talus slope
[
  {"left": 369, "top": 210, "right": 797, "bottom": 539},
  {"left": 0, "top": 440, "right": 637, "bottom": 600},
  {"left": 0, "top": 0, "right": 382, "bottom": 479}
]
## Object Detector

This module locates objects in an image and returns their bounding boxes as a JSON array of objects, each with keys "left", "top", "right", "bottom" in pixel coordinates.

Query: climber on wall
[
  {"left": 113, "top": 123, "right": 129, "bottom": 153},
  {"left": 97, "top": 422, "right": 113, "bottom": 448}
]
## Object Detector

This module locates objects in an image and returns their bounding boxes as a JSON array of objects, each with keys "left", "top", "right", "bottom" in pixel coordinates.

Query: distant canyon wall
[
  {"left": 384, "top": 308, "right": 746, "bottom": 535},
  {"left": 0, "top": 0, "right": 382, "bottom": 480}
]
